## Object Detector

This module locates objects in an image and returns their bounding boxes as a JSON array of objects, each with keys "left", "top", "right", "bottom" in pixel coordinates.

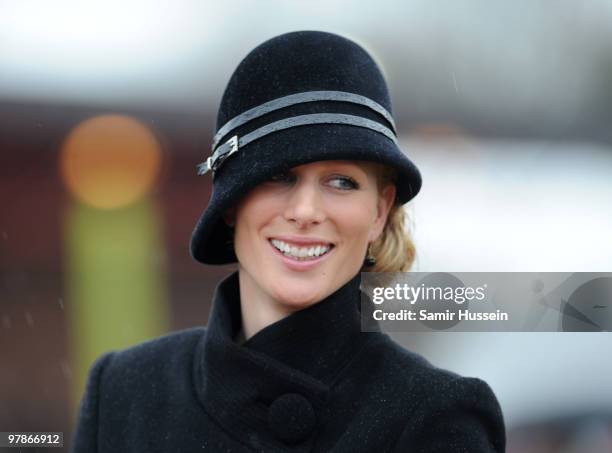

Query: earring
[{"left": 363, "top": 243, "right": 376, "bottom": 267}]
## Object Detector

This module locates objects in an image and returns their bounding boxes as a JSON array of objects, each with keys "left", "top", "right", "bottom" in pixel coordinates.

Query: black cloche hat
[{"left": 190, "top": 30, "right": 422, "bottom": 265}]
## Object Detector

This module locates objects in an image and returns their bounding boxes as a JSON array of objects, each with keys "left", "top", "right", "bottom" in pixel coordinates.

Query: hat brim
[{"left": 189, "top": 123, "right": 421, "bottom": 265}]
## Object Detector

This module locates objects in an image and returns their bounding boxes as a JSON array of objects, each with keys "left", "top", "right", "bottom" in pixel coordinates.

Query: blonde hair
[{"left": 362, "top": 163, "right": 416, "bottom": 273}]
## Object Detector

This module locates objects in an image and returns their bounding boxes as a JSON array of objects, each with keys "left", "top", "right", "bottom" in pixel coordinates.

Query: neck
[{"left": 237, "top": 268, "right": 299, "bottom": 341}]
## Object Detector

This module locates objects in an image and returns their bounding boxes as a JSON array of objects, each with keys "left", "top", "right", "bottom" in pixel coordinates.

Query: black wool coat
[{"left": 71, "top": 271, "right": 506, "bottom": 452}]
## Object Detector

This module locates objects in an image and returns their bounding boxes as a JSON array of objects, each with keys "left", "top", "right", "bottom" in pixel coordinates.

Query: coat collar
[{"left": 193, "top": 270, "right": 379, "bottom": 450}]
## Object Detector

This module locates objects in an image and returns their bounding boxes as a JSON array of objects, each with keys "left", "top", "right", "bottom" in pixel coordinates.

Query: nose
[{"left": 284, "top": 178, "right": 326, "bottom": 228}]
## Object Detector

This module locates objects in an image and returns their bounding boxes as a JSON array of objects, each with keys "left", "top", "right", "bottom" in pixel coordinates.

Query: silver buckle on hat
[
  {"left": 226, "top": 135, "right": 239, "bottom": 155},
  {"left": 196, "top": 135, "right": 239, "bottom": 175},
  {"left": 196, "top": 157, "right": 213, "bottom": 175},
  {"left": 215, "top": 135, "right": 239, "bottom": 170}
]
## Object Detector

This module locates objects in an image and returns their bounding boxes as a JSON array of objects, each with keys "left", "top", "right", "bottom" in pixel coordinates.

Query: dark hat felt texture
[{"left": 190, "top": 30, "right": 422, "bottom": 265}]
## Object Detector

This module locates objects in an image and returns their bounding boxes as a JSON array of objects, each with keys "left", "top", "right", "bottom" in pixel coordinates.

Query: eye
[
  {"left": 264, "top": 171, "right": 359, "bottom": 190},
  {"left": 328, "top": 175, "right": 359, "bottom": 190}
]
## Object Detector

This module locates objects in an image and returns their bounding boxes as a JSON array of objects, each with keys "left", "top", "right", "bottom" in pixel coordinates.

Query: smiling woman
[
  {"left": 223, "top": 160, "right": 397, "bottom": 337},
  {"left": 71, "top": 31, "right": 506, "bottom": 452}
]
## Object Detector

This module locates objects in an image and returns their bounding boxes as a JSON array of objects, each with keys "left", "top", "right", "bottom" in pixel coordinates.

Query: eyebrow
[
  {"left": 289, "top": 163, "right": 370, "bottom": 179},
  {"left": 328, "top": 164, "right": 370, "bottom": 179},
  {"left": 321, "top": 162, "right": 368, "bottom": 172}
]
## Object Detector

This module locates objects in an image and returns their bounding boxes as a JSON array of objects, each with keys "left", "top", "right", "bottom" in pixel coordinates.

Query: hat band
[
  {"left": 197, "top": 113, "right": 397, "bottom": 176},
  {"left": 211, "top": 90, "right": 396, "bottom": 151}
]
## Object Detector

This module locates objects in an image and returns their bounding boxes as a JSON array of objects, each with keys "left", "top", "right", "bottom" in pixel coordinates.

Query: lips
[
  {"left": 269, "top": 239, "right": 334, "bottom": 259},
  {"left": 268, "top": 236, "right": 335, "bottom": 247},
  {"left": 267, "top": 237, "right": 336, "bottom": 270}
]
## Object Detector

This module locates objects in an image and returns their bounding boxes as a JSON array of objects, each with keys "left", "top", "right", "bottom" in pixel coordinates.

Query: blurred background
[{"left": 1, "top": 0, "right": 612, "bottom": 451}]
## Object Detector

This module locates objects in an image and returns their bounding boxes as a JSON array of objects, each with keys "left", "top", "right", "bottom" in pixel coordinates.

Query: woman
[{"left": 71, "top": 31, "right": 506, "bottom": 452}]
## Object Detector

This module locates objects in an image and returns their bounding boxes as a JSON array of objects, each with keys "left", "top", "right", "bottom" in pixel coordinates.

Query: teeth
[{"left": 271, "top": 239, "right": 332, "bottom": 260}]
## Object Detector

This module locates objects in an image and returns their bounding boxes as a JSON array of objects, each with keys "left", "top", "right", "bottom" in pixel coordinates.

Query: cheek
[
  {"left": 332, "top": 197, "right": 377, "bottom": 237},
  {"left": 234, "top": 193, "right": 282, "bottom": 238}
]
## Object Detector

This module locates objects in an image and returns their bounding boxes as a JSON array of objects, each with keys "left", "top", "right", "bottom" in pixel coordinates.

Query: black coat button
[{"left": 267, "top": 393, "right": 316, "bottom": 444}]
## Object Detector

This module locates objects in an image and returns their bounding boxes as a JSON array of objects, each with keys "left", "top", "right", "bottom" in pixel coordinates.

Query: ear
[
  {"left": 222, "top": 207, "right": 236, "bottom": 228},
  {"left": 369, "top": 183, "right": 396, "bottom": 242}
]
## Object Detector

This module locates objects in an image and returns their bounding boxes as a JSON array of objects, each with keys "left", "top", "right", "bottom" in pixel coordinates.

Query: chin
[{"left": 270, "top": 284, "right": 321, "bottom": 309}]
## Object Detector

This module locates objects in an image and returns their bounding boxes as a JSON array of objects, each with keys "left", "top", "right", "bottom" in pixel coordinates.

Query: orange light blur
[{"left": 60, "top": 114, "right": 162, "bottom": 210}]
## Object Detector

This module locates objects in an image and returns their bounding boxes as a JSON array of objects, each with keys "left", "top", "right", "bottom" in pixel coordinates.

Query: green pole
[{"left": 65, "top": 197, "right": 170, "bottom": 420}]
